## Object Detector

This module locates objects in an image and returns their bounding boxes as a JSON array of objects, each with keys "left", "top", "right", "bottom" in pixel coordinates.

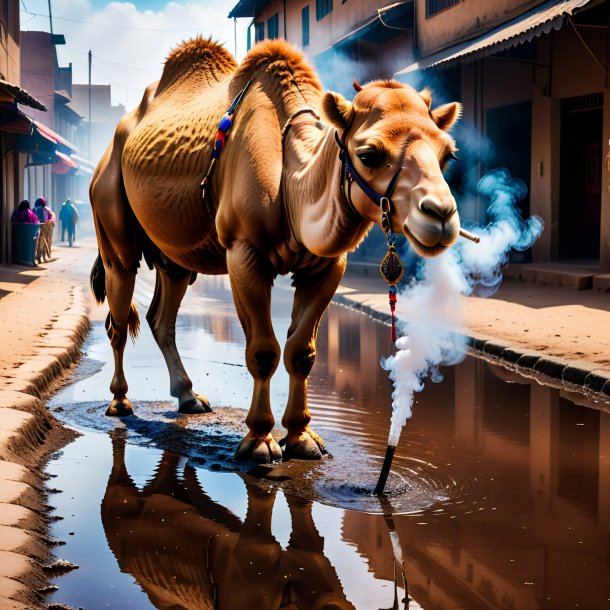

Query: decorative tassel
[
  {"left": 380, "top": 242, "right": 404, "bottom": 343},
  {"left": 389, "top": 285, "right": 397, "bottom": 342}
]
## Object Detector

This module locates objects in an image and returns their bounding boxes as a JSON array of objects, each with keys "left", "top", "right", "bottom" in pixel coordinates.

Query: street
[{"left": 37, "top": 246, "right": 610, "bottom": 610}]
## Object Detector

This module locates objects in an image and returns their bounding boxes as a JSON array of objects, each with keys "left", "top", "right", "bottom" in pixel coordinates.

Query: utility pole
[
  {"left": 88, "top": 50, "right": 92, "bottom": 161},
  {"left": 48, "top": 0, "right": 53, "bottom": 35}
]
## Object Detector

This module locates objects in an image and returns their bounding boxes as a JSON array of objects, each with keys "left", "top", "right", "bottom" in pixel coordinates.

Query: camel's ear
[
  {"left": 353, "top": 80, "right": 362, "bottom": 92},
  {"left": 431, "top": 101, "right": 462, "bottom": 132},
  {"left": 419, "top": 88, "right": 432, "bottom": 108},
  {"left": 322, "top": 91, "right": 354, "bottom": 131}
]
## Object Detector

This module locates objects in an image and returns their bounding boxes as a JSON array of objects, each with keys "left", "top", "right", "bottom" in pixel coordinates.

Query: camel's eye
[
  {"left": 441, "top": 151, "right": 459, "bottom": 170},
  {"left": 356, "top": 148, "right": 384, "bottom": 169}
]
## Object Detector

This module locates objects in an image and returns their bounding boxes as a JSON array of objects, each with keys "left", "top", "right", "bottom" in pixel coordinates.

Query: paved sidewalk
[
  {"left": 337, "top": 269, "right": 610, "bottom": 396},
  {"left": 0, "top": 239, "right": 93, "bottom": 609}
]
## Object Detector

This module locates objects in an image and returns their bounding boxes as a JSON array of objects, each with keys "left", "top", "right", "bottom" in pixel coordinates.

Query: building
[
  {"left": 397, "top": 0, "right": 610, "bottom": 284},
  {"left": 229, "top": 0, "right": 610, "bottom": 285},
  {"left": 20, "top": 30, "right": 82, "bottom": 211},
  {"left": 229, "top": 0, "right": 414, "bottom": 96},
  {"left": 0, "top": 1, "right": 52, "bottom": 264}
]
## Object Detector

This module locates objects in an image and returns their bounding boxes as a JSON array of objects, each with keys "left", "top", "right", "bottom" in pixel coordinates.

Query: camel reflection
[{"left": 102, "top": 430, "right": 355, "bottom": 610}]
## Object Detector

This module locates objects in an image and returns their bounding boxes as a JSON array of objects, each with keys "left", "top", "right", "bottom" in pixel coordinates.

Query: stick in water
[
  {"left": 459, "top": 227, "right": 480, "bottom": 243},
  {"left": 375, "top": 444, "right": 396, "bottom": 495}
]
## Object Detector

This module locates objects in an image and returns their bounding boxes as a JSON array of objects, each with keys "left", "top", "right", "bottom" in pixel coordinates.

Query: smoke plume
[{"left": 382, "top": 168, "right": 544, "bottom": 447}]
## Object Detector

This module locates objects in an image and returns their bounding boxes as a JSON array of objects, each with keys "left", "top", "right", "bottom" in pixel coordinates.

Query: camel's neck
[{"left": 282, "top": 122, "right": 372, "bottom": 258}]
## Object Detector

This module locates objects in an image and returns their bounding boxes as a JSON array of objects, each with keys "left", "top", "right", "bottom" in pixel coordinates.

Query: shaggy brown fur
[
  {"left": 90, "top": 37, "right": 462, "bottom": 461},
  {"left": 157, "top": 36, "right": 237, "bottom": 95}
]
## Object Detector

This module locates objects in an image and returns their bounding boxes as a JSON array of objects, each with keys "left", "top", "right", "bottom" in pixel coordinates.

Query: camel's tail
[
  {"left": 128, "top": 303, "right": 140, "bottom": 342},
  {"left": 90, "top": 251, "right": 106, "bottom": 305},
  {"left": 91, "top": 251, "right": 140, "bottom": 343}
]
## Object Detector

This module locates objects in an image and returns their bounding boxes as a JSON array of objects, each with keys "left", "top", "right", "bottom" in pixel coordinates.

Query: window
[
  {"left": 302, "top": 6, "right": 310, "bottom": 47},
  {"left": 316, "top": 0, "right": 332, "bottom": 21},
  {"left": 254, "top": 22, "right": 265, "bottom": 43},
  {"left": 267, "top": 13, "right": 279, "bottom": 40},
  {"left": 426, "top": 0, "right": 462, "bottom": 18}
]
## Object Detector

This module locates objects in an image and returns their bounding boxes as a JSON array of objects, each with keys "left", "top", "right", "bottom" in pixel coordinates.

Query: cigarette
[
  {"left": 459, "top": 228, "right": 480, "bottom": 243},
  {"left": 374, "top": 444, "right": 396, "bottom": 495}
]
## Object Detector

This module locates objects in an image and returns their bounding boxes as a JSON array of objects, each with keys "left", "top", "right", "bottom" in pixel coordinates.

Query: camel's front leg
[
  {"left": 282, "top": 256, "right": 346, "bottom": 459},
  {"left": 227, "top": 240, "right": 282, "bottom": 462}
]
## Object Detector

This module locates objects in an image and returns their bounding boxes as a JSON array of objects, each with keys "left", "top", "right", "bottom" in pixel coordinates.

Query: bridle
[{"left": 333, "top": 129, "right": 406, "bottom": 238}]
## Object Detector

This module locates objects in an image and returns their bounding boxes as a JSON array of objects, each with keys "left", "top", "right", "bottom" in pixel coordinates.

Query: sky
[{"left": 20, "top": 0, "right": 251, "bottom": 110}]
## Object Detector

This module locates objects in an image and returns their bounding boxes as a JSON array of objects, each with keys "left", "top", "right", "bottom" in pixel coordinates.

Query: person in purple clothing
[
  {"left": 11, "top": 200, "right": 39, "bottom": 224},
  {"left": 33, "top": 197, "right": 56, "bottom": 223}
]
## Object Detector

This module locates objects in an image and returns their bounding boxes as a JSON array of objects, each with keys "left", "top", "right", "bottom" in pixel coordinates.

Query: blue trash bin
[{"left": 11, "top": 223, "right": 40, "bottom": 266}]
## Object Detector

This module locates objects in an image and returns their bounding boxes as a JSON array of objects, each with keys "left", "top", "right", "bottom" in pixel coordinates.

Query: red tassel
[{"left": 389, "top": 289, "right": 397, "bottom": 343}]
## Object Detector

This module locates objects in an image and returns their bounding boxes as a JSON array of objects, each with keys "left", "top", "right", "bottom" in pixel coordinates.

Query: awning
[
  {"left": 319, "top": 1, "right": 413, "bottom": 54},
  {"left": 0, "top": 78, "right": 46, "bottom": 111},
  {"left": 33, "top": 120, "right": 78, "bottom": 153},
  {"left": 396, "top": 0, "right": 592, "bottom": 75},
  {"left": 52, "top": 150, "right": 78, "bottom": 175},
  {"left": 228, "top": 0, "right": 272, "bottom": 19}
]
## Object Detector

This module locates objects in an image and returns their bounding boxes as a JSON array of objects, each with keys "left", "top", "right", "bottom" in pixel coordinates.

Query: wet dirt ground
[{"left": 44, "top": 274, "right": 610, "bottom": 609}]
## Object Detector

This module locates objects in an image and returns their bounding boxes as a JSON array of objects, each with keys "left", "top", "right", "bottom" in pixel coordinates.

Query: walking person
[{"left": 60, "top": 199, "right": 78, "bottom": 246}]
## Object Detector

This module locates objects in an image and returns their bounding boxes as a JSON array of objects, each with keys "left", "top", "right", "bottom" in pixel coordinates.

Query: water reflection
[
  {"left": 47, "top": 276, "right": 610, "bottom": 609},
  {"left": 103, "top": 430, "right": 369, "bottom": 609}
]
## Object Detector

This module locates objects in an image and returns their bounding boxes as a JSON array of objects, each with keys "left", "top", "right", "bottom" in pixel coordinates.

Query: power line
[
  {"left": 91, "top": 65, "right": 148, "bottom": 92},
  {"left": 20, "top": 9, "right": 231, "bottom": 33}
]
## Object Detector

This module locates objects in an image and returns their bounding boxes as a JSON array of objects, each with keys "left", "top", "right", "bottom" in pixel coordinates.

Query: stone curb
[
  {"left": 332, "top": 292, "right": 610, "bottom": 397},
  {"left": 0, "top": 282, "right": 90, "bottom": 610}
]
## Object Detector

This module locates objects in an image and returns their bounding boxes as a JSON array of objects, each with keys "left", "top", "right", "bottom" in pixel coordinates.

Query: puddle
[{"left": 45, "top": 274, "right": 610, "bottom": 609}]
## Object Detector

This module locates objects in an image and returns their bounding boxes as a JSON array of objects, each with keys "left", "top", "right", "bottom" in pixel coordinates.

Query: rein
[{"left": 200, "top": 77, "right": 253, "bottom": 199}]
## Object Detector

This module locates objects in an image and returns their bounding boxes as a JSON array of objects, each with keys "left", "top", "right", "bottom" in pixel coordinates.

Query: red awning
[
  {"left": 52, "top": 150, "right": 78, "bottom": 175},
  {"left": 33, "top": 120, "right": 78, "bottom": 152}
]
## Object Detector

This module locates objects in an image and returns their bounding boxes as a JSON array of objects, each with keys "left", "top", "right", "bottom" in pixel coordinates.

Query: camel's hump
[
  {"left": 158, "top": 36, "right": 238, "bottom": 92},
  {"left": 235, "top": 39, "right": 322, "bottom": 93}
]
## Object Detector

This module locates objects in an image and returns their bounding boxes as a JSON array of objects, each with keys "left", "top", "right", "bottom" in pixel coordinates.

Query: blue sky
[{"left": 21, "top": 0, "right": 250, "bottom": 110}]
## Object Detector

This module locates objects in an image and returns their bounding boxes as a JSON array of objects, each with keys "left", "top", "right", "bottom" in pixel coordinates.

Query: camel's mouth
[{"left": 402, "top": 220, "right": 458, "bottom": 258}]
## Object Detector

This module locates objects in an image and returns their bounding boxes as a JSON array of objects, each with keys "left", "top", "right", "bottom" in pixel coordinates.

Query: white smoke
[{"left": 382, "top": 168, "right": 544, "bottom": 447}]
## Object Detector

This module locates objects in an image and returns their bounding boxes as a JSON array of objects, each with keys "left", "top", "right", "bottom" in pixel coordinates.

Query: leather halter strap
[{"left": 334, "top": 130, "right": 405, "bottom": 213}]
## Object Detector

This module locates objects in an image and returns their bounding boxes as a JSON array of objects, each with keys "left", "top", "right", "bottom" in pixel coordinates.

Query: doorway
[{"left": 559, "top": 93, "right": 602, "bottom": 261}]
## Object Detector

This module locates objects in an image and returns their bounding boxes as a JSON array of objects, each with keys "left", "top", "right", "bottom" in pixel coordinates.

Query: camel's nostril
[{"left": 418, "top": 195, "right": 455, "bottom": 219}]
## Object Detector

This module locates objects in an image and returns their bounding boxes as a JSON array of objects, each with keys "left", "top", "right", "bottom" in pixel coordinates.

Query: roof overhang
[
  {"left": 0, "top": 79, "right": 46, "bottom": 111},
  {"left": 396, "top": 0, "right": 592, "bottom": 75},
  {"left": 318, "top": 1, "right": 413, "bottom": 55},
  {"left": 228, "top": 0, "right": 272, "bottom": 19}
]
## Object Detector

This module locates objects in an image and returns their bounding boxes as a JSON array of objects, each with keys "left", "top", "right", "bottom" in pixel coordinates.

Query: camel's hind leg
[
  {"left": 104, "top": 263, "right": 138, "bottom": 416},
  {"left": 146, "top": 263, "right": 211, "bottom": 414}
]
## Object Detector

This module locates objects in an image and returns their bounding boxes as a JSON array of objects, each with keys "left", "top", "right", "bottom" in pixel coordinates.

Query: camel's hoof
[
  {"left": 235, "top": 433, "right": 282, "bottom": 463},
  {"left": 283, "top": 429, "right": 326, "bottom": 460},
  {"left": 179, "top": 394, "right": 212, "bottom": 414},
  {"left": 105, "top": 398, "right": 134, "bottom": 417}
]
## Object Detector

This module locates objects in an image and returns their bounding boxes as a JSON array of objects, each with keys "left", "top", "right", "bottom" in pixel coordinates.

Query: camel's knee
[
  {"left": 247, "top": 344, "right": 280, "bottom": 380},
  {"left": 285, "top": 344, "right": 316, "bottom": 379}
]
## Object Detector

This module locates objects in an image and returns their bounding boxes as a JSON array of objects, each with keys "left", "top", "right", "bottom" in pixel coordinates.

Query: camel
[{"left": 90, "top": 37, "right": 462, "bottom": 462}]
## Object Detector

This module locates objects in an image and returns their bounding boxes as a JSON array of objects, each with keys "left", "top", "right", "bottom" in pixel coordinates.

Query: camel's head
[{"left": 323, "top": 80, "right": 462, "bottom": 257}]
